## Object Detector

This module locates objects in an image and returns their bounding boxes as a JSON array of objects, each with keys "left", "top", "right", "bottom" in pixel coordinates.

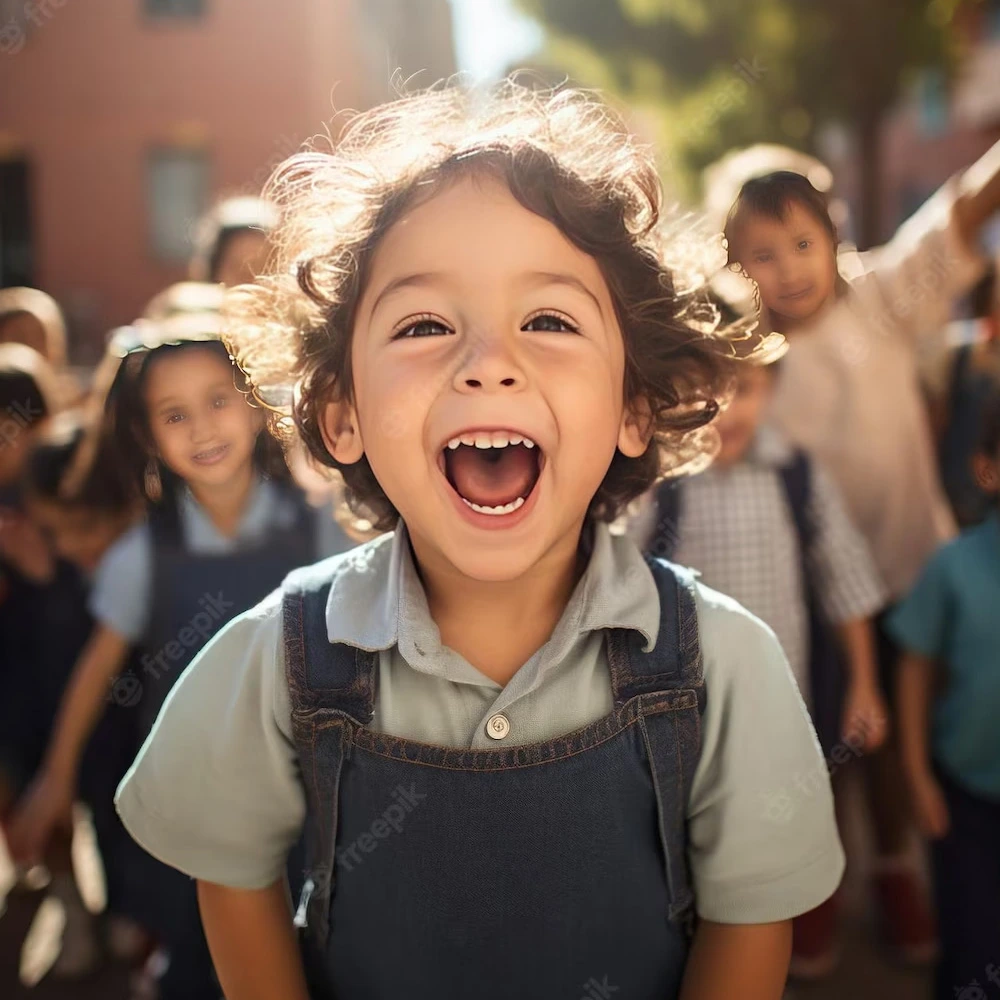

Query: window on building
[
  {"left": 146, "top": 148, "right": 209, "bottom": 264},
  {"left": 0, "top": 158, "right": 34, "bottom": 287},
  {"left": 144, "top": 0, "right": 205, "bottom": 20}
]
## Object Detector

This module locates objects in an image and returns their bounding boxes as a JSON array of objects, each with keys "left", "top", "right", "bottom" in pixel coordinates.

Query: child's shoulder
[
  {"left": 281, "top": 528, "right": 395, "bottom": 596},
  {"left": 690, "top": 575, "right": 784, "bottom": 654}
]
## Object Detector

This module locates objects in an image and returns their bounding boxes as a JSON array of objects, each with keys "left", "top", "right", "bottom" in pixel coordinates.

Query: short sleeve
[
  {"left": 687, "top": 585, "right": 845, "bottom": 924},
  {"left": 885, "top": 547, "right": 954, "bottom": 660},
  {"left": 115, "top": 590, "right": 305, "bottom": 889},
  {"left": 88, "top": 524, "right": 153, "bottom": 642},
  {"left": 806, "top": 463, "right": 888, "bottom": 624}
]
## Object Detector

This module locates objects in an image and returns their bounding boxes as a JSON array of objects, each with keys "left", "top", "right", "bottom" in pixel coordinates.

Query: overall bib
[
  {"left": 132, "top": 482, "right": 316, "bottom": 1000},
  {"left": 284, "top": 554, "right": 704, "bottom": 1000}
]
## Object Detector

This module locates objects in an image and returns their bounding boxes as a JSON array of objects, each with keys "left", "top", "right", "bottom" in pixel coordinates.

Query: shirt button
[{"left": 486, "top": 713, "right": 511, "bottom": 740}]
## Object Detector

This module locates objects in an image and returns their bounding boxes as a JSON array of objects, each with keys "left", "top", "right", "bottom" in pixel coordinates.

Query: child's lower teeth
[{"left": 462, "top": 496, "right": 526, "bottom": 516}]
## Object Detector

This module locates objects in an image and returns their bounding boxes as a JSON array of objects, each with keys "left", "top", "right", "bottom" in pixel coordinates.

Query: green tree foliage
[{"left": 517, "top": 0, "right": 973, "bottom": 240}]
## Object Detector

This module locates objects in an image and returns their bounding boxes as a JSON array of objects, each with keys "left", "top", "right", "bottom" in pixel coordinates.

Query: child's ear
[
  {"left": 319, "top": 399, "right": 365, "bottom": 465},
  {"left": 618, "top": 395, "right": 654, "bottom": 458},
  {"left": 972, "top": 452, "right": 999, "bottom": 493}
]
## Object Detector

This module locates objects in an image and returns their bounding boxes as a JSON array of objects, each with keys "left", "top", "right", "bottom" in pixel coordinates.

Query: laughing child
[{"left": 114, "top": 82, "right": 844, "bottom": 1000}]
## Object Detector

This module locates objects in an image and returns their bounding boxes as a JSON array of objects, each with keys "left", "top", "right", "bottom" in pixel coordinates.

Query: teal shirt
[{"left": 888, "top": 511, "right": 1000, "bottom": 800}]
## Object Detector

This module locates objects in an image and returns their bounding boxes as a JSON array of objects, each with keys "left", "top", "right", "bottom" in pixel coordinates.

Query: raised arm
[
  {"left": 859, "top": 138, "right": 1000, "bottom": 342},
  {"left": 198, "top": 879, "right": 310, "bottom": 1000},
  {"left": 954, "top": 138, "right": 1000, "bottom": 254}
]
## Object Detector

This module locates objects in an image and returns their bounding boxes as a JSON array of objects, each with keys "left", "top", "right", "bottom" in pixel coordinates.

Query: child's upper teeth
[{"left": 446, "top": 432, "right": 537, "bottom": 450}]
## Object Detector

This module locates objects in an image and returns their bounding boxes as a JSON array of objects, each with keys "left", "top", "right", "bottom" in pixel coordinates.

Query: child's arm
[
  {"left": 896, "top": 650, "right": 950, "bottom": 839},
  {"left": 197, "top": 879, "right": 310, "bottom": 1000},
  {"left": 859, "top": 139, "right": 1000, "bottom": 342},
  {"left": 680, "top": 920, "right": 791, "bottom": 1000},
  {"left": 6, "top": 623, "right": 129, "bottom": 863},
  {"left": 801, "top": 460, "right": 888, "bottom": 748},
  {"left": 954, "top": 139, "right": 1000, "bottom": 252},
  {"left": 835, "top": 617, "right": 887, "bottom": 751}
]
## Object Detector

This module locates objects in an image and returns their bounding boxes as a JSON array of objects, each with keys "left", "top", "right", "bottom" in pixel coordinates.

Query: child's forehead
[{"left": 362, "top": 175, "right": 609, "bottom": 295}]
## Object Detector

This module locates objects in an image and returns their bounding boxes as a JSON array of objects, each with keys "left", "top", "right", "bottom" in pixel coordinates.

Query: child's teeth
[
  {"left": 445, "top": 432, "right": 537, "bottom": 450},
  {"left": 461, "top": 497, "right": 526, "bottom": 515}
]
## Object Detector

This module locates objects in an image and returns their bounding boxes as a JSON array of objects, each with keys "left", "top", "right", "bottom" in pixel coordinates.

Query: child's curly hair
[{"left": 225, "top": 79, "right": 771, "bottom": 532}]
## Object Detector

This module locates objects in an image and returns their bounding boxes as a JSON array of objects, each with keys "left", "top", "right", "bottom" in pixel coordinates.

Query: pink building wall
[{"left": 0, "top": 0, "right": 376, "bottom": 359}]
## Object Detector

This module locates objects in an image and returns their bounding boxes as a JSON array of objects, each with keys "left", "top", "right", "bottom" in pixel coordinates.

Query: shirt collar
[
  {"left": 179, "top": 475, "right": 296, "bottom": 549},
  {"left": 743, "top": 423, "right": 794, "bottom": 468},
  {"left": 324, "top": 520, "right": 662, "bottom": 679}
]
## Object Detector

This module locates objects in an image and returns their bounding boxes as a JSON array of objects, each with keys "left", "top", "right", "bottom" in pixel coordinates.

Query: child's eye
[
  {"left": 796, "top": 240, "right": 812, "bottom": 251},
  {"left": 165, "top": 412, "right": 185, "bottom": 424},
  {"left": 522, "top": 312, "right": 579, "bottom": 333},
  {"left": 754, "top": 253, "right": 773, "bottom": 264},
  {"left": 393, "top": 317, "right": 453, "bottom": 339}
]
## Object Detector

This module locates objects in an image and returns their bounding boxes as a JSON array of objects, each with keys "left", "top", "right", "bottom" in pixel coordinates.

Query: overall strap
[
  {"left": 282, "top": 563, "right": 378, "bottom": 725},
  {"left": 147, "top": 493, "right": 184, "bottom": 550},
  {"left": 608, "top": 555, "right": 704, "bottom": 707},
  {"left": 646, "top": 479, "right": 683, "bottom": 562},
  {"left": 608, "top": 555, "right": 704, "bottom": 928},
  {"left": 282, "top": 562, "right": 379, "bottom": 955},
  {"left": 778, "top": 450, "right": 815, "bottom": 554}
]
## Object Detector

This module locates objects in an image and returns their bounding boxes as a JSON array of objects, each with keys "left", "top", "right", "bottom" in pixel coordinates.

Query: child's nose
[{"left": 453, "top": 334, "right": 525, "bottom": 393}]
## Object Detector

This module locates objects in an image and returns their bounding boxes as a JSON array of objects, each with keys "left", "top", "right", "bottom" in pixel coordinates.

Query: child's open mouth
[{"left": 441, "top": 430, "right": 543, "bottom": 516}]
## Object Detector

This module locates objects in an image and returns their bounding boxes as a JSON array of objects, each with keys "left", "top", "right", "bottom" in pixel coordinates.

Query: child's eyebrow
[
  {"left": 369, "top": 272, "right": 441, "bottom": 316},
  {"left": 521, "top": 271, "right": 603, "bottom": 312}
]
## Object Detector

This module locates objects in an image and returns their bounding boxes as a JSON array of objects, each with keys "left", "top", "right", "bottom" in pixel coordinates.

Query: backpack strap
[
  {"left": 778, "top": 449, "right": 814, "bottom": 553},
  {"left": 778, "top": 450, "right": 846, "bottom": 756}
]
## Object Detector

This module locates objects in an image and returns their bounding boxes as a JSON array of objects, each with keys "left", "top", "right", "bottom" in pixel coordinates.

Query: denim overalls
[
  {"left": 129, "top": 481, "right": 316, "bottom": 1000},
  {"left": 283, "top": 554, "right": 704, "bottom": 1000}
]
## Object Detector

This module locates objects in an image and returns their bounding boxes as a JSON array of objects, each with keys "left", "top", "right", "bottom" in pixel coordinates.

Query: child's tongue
[{"left": 446, "top": 445, "right": 537, "bottom": 507}]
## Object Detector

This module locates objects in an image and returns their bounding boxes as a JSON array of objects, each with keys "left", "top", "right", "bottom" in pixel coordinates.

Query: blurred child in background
[
  {"left": 0, "top": 348, "right": 112, "bottom": 979},
  {"left": 921, "top": 263, "right": 1000, "bottom": 528},
  {"left": 8, "top": 310, "right": 345, "bottom": 999},
  {"left": 634, "top": 349, "right": 887, "bottom": 979},
  {"left": 723, "top": 141, "right": 1000, "bottom": 963},
  {"left": 19, "top": 410, "right": 148, "bottom": 973},
  {"left": 189, "top": 195, "right": 277, "bottom": 288},
  {"left": 892, "top": 392, "right": 1000, "bottom": 1000},
  {"left": 0, "top": 287, "right": 68, "bottom": 369}
]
